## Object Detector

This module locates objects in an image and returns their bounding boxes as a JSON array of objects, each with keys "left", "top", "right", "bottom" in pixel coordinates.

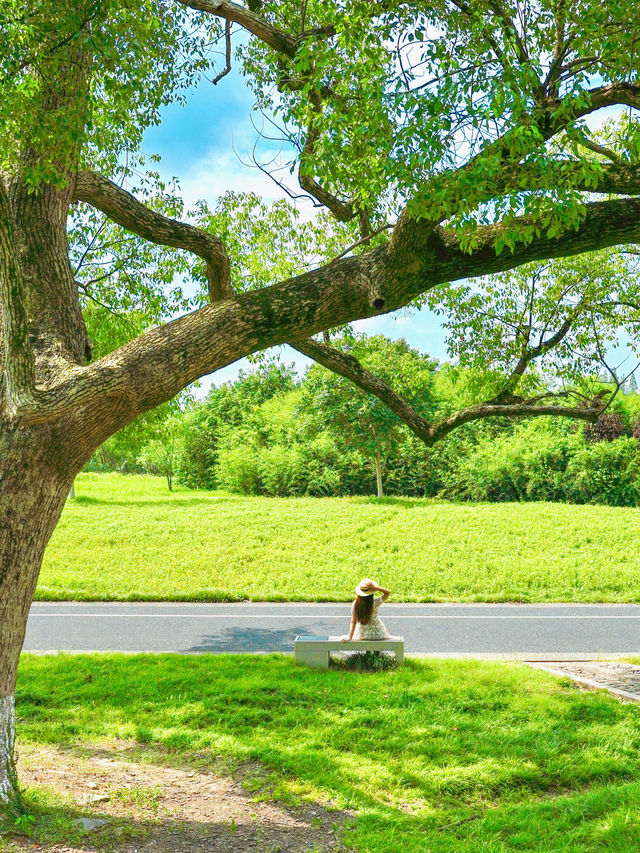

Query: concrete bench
[{"left": 294, "top": 635, "right": 404, "bottom": 670}]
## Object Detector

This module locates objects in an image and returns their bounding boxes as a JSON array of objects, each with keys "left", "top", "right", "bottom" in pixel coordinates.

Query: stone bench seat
[{"left": 294, "top": 635, "right": 404, "bottom": 670}]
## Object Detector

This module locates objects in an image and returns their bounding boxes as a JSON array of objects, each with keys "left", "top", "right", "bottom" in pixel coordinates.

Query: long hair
[{"left": 354, "top": 594, "right": 374, "bottom": 625}]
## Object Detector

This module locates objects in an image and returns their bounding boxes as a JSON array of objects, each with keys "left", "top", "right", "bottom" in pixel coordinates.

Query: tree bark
[
  {"left": 0, "top": 694, "right": 14, "bottom": 802},
  {"left": 375, "top": 450, "right": 384, "bottom": 498},
  {"left": 0, "top": 426, "right": 75, "bottom": 799}
]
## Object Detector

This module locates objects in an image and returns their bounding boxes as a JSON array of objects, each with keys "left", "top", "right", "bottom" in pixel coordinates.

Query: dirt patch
[{"left": 3, "top": 743, "right": 353, "bottom": 852}]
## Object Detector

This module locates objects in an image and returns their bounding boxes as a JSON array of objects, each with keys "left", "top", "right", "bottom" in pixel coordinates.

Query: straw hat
[{"left": 355, "top": 577, "right": 377, "bottom": 597}]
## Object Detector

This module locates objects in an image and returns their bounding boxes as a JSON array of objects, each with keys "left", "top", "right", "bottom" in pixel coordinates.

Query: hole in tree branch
[{"left": 372, "top": 298, "right": 386, "bottom": 310}]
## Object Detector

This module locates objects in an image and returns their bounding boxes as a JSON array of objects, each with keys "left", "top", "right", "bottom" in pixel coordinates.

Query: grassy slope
[
  {"left": 11, "top": 654, "right": 640, "bottom": 852},
  {"left": 38, "top": 473, "right": 640, "bottom": 602}
]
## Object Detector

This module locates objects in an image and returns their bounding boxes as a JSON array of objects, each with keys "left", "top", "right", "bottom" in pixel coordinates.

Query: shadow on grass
[
  {"left": 14, "top": 654, "right": 640, "bottom": 851},
  {"left": 72, "top": 495, "right": 238, "bottom": 508},
  {"left": 349, "top": 496, "right": 430, "bottom": 509}
]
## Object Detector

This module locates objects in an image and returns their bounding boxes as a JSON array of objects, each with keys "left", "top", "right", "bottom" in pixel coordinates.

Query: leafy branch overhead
[{"left": 2, "top": 0, "right": 640, "bottom": 430}]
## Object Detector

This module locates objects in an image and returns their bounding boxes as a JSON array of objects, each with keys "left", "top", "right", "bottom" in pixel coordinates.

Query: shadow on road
[{"left": 183, "top": 623, "right": 341, "bottom": 653}]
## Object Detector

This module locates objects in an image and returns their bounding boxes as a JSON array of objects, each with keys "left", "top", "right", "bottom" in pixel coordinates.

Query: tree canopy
[{"left": 4, "top": 0, "right": 639, "bottom": 433}]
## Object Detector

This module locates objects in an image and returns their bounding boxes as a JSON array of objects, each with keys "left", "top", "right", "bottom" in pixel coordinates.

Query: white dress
[{"left": 352, "top": 598, "right": 390, "bottom": 640}]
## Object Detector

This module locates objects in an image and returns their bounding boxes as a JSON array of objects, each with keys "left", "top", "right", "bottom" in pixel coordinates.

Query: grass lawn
[
  {"left": 37, "top": 472, "right": 640, "bottom": 602},
  {"left": 6, "top": 654, "right": 640, "bottom": 851}
]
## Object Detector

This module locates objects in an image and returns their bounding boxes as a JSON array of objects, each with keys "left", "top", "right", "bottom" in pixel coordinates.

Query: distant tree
[
  {"left": 91, "top": 401, "right": 179, "bottom": 472},
  {"left": 230, "top": 363, "right": 298, "bottom": 409},
  {"left": 137, "top": 417, "right": 184, "bottom": 490},
  {"left": 177, "top": 363, "right": 298, "bottom": 488},
  {"left": 302, "top": 335, "right": 437, "bottom": 496}
]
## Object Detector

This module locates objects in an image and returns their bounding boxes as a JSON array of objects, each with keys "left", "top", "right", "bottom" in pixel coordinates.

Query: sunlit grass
[
  {"left": 11, "top": 654, "right": 640, "bottom": 851},
  {"left": 37, "top": 472, "right": 640, "bottom": 602}
]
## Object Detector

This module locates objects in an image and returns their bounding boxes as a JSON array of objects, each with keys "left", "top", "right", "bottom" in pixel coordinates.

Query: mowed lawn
[
  {"left": 37, "top": 472, "right": 640, "bottom": 602},
  {"left": 12, "top": 654, "right": 640, "bottom": 852}
]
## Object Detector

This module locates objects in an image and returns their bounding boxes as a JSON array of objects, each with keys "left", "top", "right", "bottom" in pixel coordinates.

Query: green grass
[
  {"left": 37, "top": 472, "right": 640, "bottom": 602},
  {"left": 9, "top": 653, "right": 640, "bottom": 851}
]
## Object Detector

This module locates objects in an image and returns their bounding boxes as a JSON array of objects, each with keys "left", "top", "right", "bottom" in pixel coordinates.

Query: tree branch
[
  {"left": 417, "top": 83, "right": 640, "bottom": 225},
  {"left": 297, "top": 91, "right": 355, "bottom": 220},
  {"left": 73, "top": 171, "right": 232, "bottom": 301},
  {"left": 492, "top": 304, "right": 584, "bottom": 401},
  {"left": 290, "top": 336, "right": 435, "bottom": 443},
  {"left": 290, "top": 336, "right": 605, "bottom": 450},
  {"left": 494, "top": 161, "right": 640, "bottom": 197},
  {"left": 428, "top": 396, "right": 603, "bottom": 444},
  {"left": 211, "top": 19, "right": 232, "bottom": 85},
  {"left": 485, "top": 0, "right": 530, "bottom": 65},
  {"left": 575, "top": 137, "right": 624, "bottom": 165},
  {"left": 175, "top": 0, "right": 299, "bottom": 58},
  {"left": 390, "top": 195, "right": 640, "bottom": 291},
  {"left": 13, "top": 192, "right": 640, "bottom": 428},
  {"left": 449, "top": 0, "right": 513, "bottom": 74}
]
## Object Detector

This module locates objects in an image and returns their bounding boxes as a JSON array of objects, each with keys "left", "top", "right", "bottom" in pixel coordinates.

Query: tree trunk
[
  {"left": 375, "top": 450, "right": 384, "bottom": 498},
  {"left": 0, "top": 694, "right": 14, "bottom": 802},
  {"left": 0, "top": 428, "right": 74, "bottom": 800}
]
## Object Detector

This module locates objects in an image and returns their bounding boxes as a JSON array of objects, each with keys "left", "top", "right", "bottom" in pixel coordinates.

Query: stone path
[{"left": 528, "top": 660, "right": 640, "bottom": 703}]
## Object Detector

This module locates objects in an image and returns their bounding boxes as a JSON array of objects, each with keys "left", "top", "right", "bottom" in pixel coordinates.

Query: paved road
[{"left": 23, "top": 602, "right": 640, "bottom": 658}]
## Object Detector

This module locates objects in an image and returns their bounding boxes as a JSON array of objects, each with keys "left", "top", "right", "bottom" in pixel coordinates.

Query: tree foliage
[
  {"left": 162, "top": 357, "right": 640, "bottom": 506},
  {"left": 428, "top": 250, "right": 640, "bottom": 381},
  {"left": 137, "top": 415, "right": 184, "bottom": 490}
]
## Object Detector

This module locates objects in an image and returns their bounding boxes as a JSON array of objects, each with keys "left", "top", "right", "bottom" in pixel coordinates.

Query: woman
[{"left": 342, "top": 577, "right": 391, "bottom": 641}]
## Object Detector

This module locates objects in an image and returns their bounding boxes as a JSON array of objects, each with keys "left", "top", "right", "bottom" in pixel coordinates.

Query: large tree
[{"left": 2, "top": 0, "right": 640, "bottom": 795}]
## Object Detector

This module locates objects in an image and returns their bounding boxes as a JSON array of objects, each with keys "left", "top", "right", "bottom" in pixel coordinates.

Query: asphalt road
[{"left": 23, "top": 602, "right": 640, "bottom": 658}]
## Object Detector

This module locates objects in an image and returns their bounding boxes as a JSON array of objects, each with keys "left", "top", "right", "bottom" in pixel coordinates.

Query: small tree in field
[
  {"left": 3, "top": 0, "right": 640, "bottom": 796},
  {"left": 303, "top": 336, "right": 437, "bottom": 496},
  {"left": 137, "top": 417, "right": 184, "bottom": 490}
]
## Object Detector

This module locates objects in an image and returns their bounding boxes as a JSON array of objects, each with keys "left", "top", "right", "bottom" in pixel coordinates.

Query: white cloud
[
  {"left": 177, "top": 146, "right": 319, "bottom": 221},
  {"left": 179, "top": 150, "right": 281, "bottom": 209}
]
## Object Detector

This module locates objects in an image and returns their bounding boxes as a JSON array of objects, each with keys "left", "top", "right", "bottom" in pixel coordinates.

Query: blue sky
[{"left": 142, "top": 68, "right": 449, "bottom": 391}]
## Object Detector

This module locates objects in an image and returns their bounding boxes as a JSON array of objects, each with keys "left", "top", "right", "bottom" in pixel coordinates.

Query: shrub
[
  {"left": 216, "top": 443, "right": 261, "bottom": 494},
  {"left": 176, "top": 409, "right": 219, "bottom": 489},
  {"left": 440, "top": 433, "right": 529, "bottom": 502},
  {"left": 440, "top": 421, "right": 584, "bottom": 503},
  {"left": 584, "top": 412, "right": 626, "bottom": 444},
  {"left": 565, "top": 437, "right": 640, "bottom": 506},
  {"left": 258, "top": 445, "right": 306, "bottom": 496},
  {"left": 300, "top": 433, "right": 346, "bottom": 496}
]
